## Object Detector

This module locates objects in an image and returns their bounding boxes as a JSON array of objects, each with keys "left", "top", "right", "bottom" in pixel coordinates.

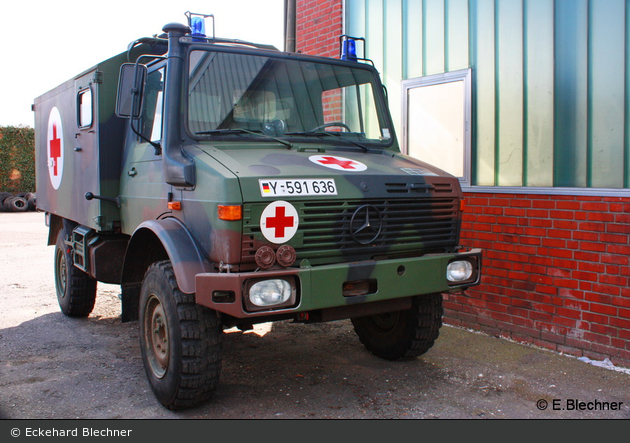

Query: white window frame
[
  {"left": 77, "top": 87, "right": 93, "bottom": 129},
  {"left": 402, "top": 68, "right": 472, "bottom": 187}
]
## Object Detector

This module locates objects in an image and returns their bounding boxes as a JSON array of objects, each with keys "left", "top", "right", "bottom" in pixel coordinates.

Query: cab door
[{"left": 119, "top": 66, "right": 171, "bottom": 234}]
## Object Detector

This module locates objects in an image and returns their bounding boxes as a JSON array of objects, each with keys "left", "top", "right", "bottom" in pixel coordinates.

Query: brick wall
[
  {"left": 296, "top": 0, "right": 343, "bottom": 57},
  {"left": 449, "top": 192, "right": 630, "bottom": 366}
]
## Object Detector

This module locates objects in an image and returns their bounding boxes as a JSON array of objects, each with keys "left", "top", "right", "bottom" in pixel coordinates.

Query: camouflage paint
[
  {"left": 34, "top": 45, "right": 162, "bottom": 234},
  {"left": 34, "top": 23, "right": 482, "bottom": 322},
  {"left": 195, "top": 249, "right": 480, "bottom": 319}
]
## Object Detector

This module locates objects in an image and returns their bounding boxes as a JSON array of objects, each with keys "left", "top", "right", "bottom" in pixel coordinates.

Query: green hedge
[{"left": 0, "top": 126, "right": 35, "bottom": 193}]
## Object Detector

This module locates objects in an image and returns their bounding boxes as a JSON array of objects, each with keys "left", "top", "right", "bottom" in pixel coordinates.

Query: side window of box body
[{"left": 77, "top": 87, "right": 93, "bottom": 129}]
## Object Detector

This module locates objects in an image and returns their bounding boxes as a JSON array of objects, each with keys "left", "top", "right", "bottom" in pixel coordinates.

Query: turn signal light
[
  {"left": 168, "top": 201, "right": 182, "bottom": 210},
  {"left": 342, "top": 279, "right": 377, "bottom": 297},
  {"left": 218, "top": 205, "right": 242, "bottom": 221}
]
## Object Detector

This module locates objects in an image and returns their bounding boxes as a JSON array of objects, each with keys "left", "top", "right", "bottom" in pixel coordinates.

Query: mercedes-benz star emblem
[{"left": 350, "top": 205, "right": 383, "bottom": 245}]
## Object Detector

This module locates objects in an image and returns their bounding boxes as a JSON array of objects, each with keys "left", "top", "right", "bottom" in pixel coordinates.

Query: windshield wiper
[
  {"left": 287, "top": 131, "right": 369, "bottom": 152},
  {"left": 196, "top": 128, "right": 293, "bottom": 149}
]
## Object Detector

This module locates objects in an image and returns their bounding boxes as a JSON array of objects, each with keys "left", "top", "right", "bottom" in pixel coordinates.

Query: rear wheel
[
  {"left": 54, "top": 228, "right": 97, "bottom": 317},
  {"left": 139, "top": 261, "right": 223, "bottom": 410},
  {"left": 351, "top": 293, "right": 443, "bottom": 360}
]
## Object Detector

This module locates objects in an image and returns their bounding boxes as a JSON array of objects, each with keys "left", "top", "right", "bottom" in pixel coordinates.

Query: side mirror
[{"left": 116, "top": 63, "right": 147, "bottom": 118}]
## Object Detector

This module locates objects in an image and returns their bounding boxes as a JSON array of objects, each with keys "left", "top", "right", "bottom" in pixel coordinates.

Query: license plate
[{"left": 259, "top": 179, "right": 337, "bottom": 197}]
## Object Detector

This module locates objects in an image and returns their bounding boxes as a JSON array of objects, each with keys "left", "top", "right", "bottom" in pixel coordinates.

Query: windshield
[{"left": 187, "top": 50, "right": 393, "bottom": 146}]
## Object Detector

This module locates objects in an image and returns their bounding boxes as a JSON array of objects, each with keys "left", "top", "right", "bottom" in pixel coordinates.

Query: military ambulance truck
[{"left": 33, "top": 13, "right": 482, "bottom": 410}]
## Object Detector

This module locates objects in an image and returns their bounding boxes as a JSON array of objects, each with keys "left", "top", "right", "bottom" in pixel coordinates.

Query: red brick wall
[
  {"left": 450, "top": 192, "right": 630, "bottom": 366},
  {"left": 296, "top": 0, "right": 343, "bottom": 57}
]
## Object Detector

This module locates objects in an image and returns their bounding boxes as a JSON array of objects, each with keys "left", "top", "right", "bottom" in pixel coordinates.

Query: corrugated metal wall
[{"left": 345, "top": 0, "right": 630, "bottom": 189}]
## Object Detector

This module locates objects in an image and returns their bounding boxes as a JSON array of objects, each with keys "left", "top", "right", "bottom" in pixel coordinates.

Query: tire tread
[
  {"left": 352, "top": 293, "right": 443, "bottom": 361},
  {"left": 55, "top": 230, "right": 97, "bottom": 317},
  {"left": 142, "top": 261, "right": 222, "bottom": 410}
]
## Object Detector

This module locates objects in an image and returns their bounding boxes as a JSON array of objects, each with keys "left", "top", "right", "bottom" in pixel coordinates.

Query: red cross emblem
[
  {"left": 309, "top": 154, "right": 367, "bottom": 172},
  {"left": 47, "top": 107, "right": 64, "bottom": 189},
  {"left": 260, "top": 201, "right": 299, "bottom": 244},
  {"left": 317, "top": 156, "right": 358, "bottom": 169},
  {"left": 266, "top": 206, "right": 294, "bottom": 237},
  {"left": 49, "top": 123, "right": 61, "bottom": 176}
]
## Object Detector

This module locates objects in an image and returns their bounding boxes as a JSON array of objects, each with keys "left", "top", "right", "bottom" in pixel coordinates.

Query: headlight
[
  {"left": 446, "top": 260, "right": 474, "bottom": 282},
  {"left": 245, "top": 277, "right": 297, "bottom": 312},
  {"left": 249, "top": 279, "right": 291, "bottom": 306}
]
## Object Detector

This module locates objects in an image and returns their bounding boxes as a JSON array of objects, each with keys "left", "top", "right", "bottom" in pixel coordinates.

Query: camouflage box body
[{"left": 34, "top": 52, "right": 127, "bottom": 233}]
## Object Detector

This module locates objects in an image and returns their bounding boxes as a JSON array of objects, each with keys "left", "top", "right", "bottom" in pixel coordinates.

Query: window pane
[
  {"left": 187, "top": 50, "right": 392, "bottom": 146},
  {"left": 141, "top": 68, "right": 164, "bottom": 142},
  {"left": 78, "top": 89, "right": 92, "bottom": 128},
  {"left": 321, "top": 84, "right": 383, "bottom": 139},
  {"left": 407, "top": 80, "right": 465, "bottom": 178},
  {"left": 150, "top": 90, "right": 163, "bottom": 142}
]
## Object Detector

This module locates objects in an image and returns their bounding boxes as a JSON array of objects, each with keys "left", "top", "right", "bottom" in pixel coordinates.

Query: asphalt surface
[{"left": 1, "top": 211, "right": 629, "bottom": 419}]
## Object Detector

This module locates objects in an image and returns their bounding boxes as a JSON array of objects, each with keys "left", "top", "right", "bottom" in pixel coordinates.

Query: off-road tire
[
  {"left": 351, "top": 293, "right": 443, "bottom": 361},
  {"left": 139, "top": 261, "right": 223, "bottom": 410},
  {"left": 54, "top": 229, "right": 97, "bottom": 317}
]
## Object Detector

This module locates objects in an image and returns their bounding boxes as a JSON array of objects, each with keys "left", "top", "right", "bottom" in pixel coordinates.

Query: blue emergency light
[
  {"left": 340, "top": 35, "right": 365, "bottom": 62},
  {"left": 185, "top": 11, "right": 214, "bottom": 42},
  {"left": 341, "top": 39, "right": 357, "bottom": 61},
  {"left": 190, "top": 16, "right": 206, "bottom": 39}
]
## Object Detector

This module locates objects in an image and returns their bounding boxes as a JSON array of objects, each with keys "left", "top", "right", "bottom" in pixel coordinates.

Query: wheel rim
[
  {"left": 144, "top": 294, "right": 169, "bottom": 379},
  {"left": 369, "top": 312, "right": 400, "bottom": 333},
  {"left": 55, "top": 247, "right": 67, "bottom": 298}
]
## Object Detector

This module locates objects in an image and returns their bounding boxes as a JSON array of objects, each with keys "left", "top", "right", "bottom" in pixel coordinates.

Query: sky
[{"left": 0, "top": 0, "right": 285, "bottom": 127}]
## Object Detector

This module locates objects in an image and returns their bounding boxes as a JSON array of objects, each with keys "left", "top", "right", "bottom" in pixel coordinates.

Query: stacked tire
[{"left": 0, "top": 192, "right": 36, "bottom": 212}]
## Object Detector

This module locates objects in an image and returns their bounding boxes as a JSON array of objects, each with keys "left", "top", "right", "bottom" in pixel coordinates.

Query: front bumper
[{"left": 195, "top": 249, "right": 481, "bottom": 320}]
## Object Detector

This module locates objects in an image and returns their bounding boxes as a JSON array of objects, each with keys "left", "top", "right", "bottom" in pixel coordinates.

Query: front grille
[
  {"left": 384, "top": 181, "right": 454, "bottom": 194},
  {"left": 242, "top": 196, "right": 460, "bottom": 264}
]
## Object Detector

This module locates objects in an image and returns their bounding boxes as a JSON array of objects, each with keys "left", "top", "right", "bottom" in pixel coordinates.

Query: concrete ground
[{"left": 1, "top": 211, "right": 629, "bottom": 419}]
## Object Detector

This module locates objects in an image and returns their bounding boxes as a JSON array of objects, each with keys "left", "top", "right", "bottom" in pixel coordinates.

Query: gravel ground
[{"left": 1, "top": 211, "right": 629, "bottom": 419}]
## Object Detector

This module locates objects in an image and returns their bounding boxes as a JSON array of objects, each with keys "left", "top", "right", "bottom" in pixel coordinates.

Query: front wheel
[
  {"left": 139, "top": 261, "right": 223, "bottom": 410},
  {"left": 351, "top": 294, "right": 443, "bottom": 360}
]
